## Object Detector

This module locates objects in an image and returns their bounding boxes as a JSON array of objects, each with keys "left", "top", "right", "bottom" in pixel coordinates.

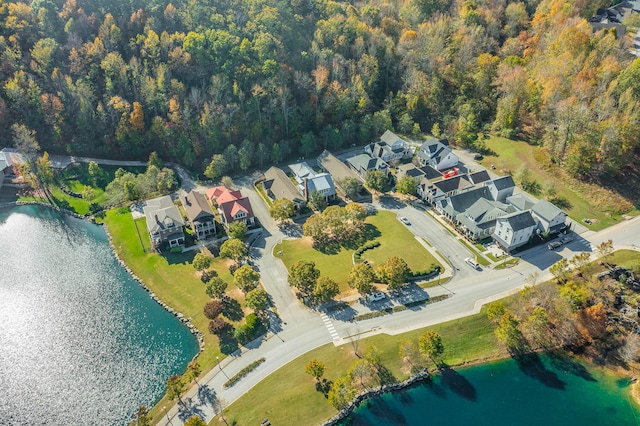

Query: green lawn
[
  {"left": 478, "top": 136, "right": 637, "bottom": 231},
  {"left": 215, "top": 309, "right": 502, "bottom": 426},
  {"left": 274, "top": 211, "right": 441, "bottom": 292},
  {"left": 103, "top": 209, "right": 239, "bottom": 369}
]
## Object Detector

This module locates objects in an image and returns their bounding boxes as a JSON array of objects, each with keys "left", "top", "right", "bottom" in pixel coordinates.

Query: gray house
[
  {"left": 181, "top": 190, "right": 216, "bottom": 240},
  {"left": 346, "top": 154, "right": 389, "bottom": 178},
  {"left": 531, "top": 199, "right": 567, "bottom": 235},
  {"left": 418, "top": 174, "right": 473, "bottom": 204},
  {"left": 262, "top": 166, "right": 307, "bottom": 209},
  {"left": 365, "top": 130, "right": 409, "bottom": 163},
  {"left": 417, "top": 138, "right": 459, "bottom": 171},
  {"left": 143, "top": 195, "right": 185, "bottom": 249},
  {"left": 317, "top": 150, "right": 363, "bottom": 197},
  {"left": 485, "top": 175, "right": 515, "bottom": 202}
]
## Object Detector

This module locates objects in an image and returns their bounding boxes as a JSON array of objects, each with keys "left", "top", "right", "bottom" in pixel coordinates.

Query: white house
[
  {"left": 492, "top": 210, "right": 537, "bottom": 252},
  {"left": 365, "top": 130, "right": 408, "bottom": 163},
  {"left": 416, "top": 138, "right": 459, "bottom": 171}
]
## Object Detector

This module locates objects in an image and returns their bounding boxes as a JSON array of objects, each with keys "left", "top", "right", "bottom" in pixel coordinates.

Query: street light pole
[{"left": 163, "top": 406, "right": 172, "bottom": 425}]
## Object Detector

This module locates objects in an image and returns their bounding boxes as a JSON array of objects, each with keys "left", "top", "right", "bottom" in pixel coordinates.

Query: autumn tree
[
  {"left": 550, "top": 258, "right": 570, "bottom": 284},
  {"left": 348, "top": 263, "right": 376, "bottom": 295},
  {"left": 595, "top": 240, "right": 614, "bottom": 265},
  {"left": 219, "top": 238, "right": 248, "bottom": 265},
  {"left": 419, "top": 330, "right": 444, "bottom": 366},
  {"left": 313, "top": 276, "right": 339, "bottom": 303},
  {"left": 305, "top": 358, "right": 326, "bottom": 382},
  {"left": 376, "top": 257, "right": 410, "bottom": 290},
  {"left": 328, "top": 376, "right": 356, "bottom": 410},
  {"left": 206, "top": 277, "right": 227, "bottom": 299},
  {"left": 288, "top": 260, "right": 320, "bottom": 295},
  {"left": 233, "top": 265, "right": 260, "bottom": 293},
  {"left": 270, "top": 198, "right": 295, "bottom": 221},
  {"left": 204, "top": 300, "right": 224, "bottom": 319},
  {"left": 495, "top": 312, "right": 524, "bottom": 350}
]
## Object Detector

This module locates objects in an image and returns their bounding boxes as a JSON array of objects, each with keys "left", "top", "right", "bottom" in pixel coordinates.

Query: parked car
[
  {"left": 560, "top": 234, "right": 574, "bottom": 244},
  {"left": 399, "top": 217, "right": 411, "bottom": 225},
  {"left": 369, "top": 291, "right": 387, "bottom": 302},
  {"left": 548, "top": 241, "right": 562, "bottom": 250},
  {"left": 473, "top": 153, "right": 483, "bottom": 160},
  {"left": 464, "top": 257, "right": 481, "bottom": 270}
]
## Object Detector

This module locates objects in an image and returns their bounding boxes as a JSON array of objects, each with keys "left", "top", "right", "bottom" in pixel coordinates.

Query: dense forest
[{"left": 1, "top": 0, "right": 639, "bottom": 179}]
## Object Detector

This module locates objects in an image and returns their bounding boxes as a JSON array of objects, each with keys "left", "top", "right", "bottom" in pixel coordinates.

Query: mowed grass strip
[
  {"left": 274, "top": 211, "right": 441, "bottom": 293},
  {"left": 215, "top": 309, "right": 501, "bottom": 426},
  {"left": 478, "top": 136, "right": 635, "bottom": 230}
]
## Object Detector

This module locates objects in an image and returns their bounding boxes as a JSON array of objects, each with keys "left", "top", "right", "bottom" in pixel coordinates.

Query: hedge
[
  {"left": 223, "top": 357, "right": 266, "bottom": 388},
  {"left": 353, "top": 241, "right": 381, "bottom": 263}
]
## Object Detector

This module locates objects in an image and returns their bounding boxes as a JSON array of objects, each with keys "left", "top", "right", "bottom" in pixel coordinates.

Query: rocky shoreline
[
  {"left": 12, "top": 201, "right": 206, "bottom": 355},
  {"left": 322, "top": 369, "right": 430, "bottom": 426}
]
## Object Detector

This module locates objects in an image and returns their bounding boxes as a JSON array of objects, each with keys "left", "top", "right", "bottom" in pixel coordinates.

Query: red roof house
[{"left": 219, "top": 197, "right": 255, "bottom": 227}]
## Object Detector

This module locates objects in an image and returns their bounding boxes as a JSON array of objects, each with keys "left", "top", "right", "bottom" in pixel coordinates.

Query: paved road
[{"left": 158, "top": 179, "right": 640, "bottom": 425}]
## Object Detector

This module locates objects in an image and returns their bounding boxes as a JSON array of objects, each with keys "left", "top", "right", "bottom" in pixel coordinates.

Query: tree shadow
[
  {"left": 514, "top": 352, "right": 566, "bottom": 390},
  {"left": 548, "top": 196, "right": 572, "bottom": 211},
  {"left": 222, "top": 296, "right": 244, "bottom": 321},
  {"left": 375, "top": 364, "right": 398, "bottom": 386},
  {"left": 177, "top": 396, "right": 205, "bottom": 421},
  {"left": 219, "top": 332, "right": 239, "bottom": 355},
  {"left": 315, "top": 378, "right": 333, "bottom": 397},
  {"left": 362, "top": 396, "right": 408, "bottom": 425},
  {"left": 197, "top": 384, "right": 217, "bottom": 406},
  {"left": 439, "top": 364, "right": 477, "bottom": 402},
  {"left": 547, "top": 351, "right": 596, "bottom": 382}
]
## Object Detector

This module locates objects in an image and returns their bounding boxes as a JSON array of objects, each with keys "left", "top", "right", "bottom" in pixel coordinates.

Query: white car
[
  {"left": 369, "top": 291, "right": 387, "bottom": 302},
  {"left": 464, "top": 257, "right": 480, "bottom": 270},
  {"left": 399, "top": 217, "right": 411, "bottom": 225}
]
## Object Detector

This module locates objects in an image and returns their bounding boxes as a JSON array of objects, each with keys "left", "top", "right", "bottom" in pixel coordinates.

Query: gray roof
[
  {"left": 306, "top": 173, "right": 336, "bottom": 196},
  {"left": 532, "top": 199, "right": 565, "bottom": 222},
  {"left": 144, "top": 195, "right": 184, "bottom": 234},
  {"left": 506, "top": 194, "right": 534, "bottom": 211},
  {"left": 438, "top": 186, "right": 492, "bottom": 217},
  {"left": 347, "top": 154, "right": 388, "bottom": 173},
  {"left": 379, "top": 130, "right": 405, "bottom": 151},
  {"left": 263, "top": 166, "right": 306, "bottom": 204},
  {"left": 502, "top": 210, "right": 537, "bottom": 231},
  {"left": 419, "top": 165, "right": 443, "bottom": 180},
  {"left": 181, "top": 190, "right": 215, "bottom": 225},
  {"left": 417, "top": 138, "right": 452, "bottom": 165},
  {"left": 397, "top": 163, "right": 425, "bottom": 179},
  {"left": 288, "top": 162, "right": 315, "bottom": 179},
  {"left": 0, "top": 150, "right": 8, "bottom": 173},
  {"left": 487, "top": 175, "right": 515, "bottom": 191},
  {"left": 317, "top": 150, "right": 362, "bottom": 183},
  {"left": 468, "top": 170, "right": 490, "bottom": 184},
  {"left": 433, "top": 175, "right": 473, "bottom": 194}
]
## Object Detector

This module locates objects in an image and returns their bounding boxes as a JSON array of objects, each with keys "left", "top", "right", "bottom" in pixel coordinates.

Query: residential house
[
  {"left": 485, "top": 175, "right": 515, "bottom": 202},
  {"left": 219, "top": 196, "right": 255, "bottom": 228},
  {"left": 143, "top": 195, "right": 185, "bottom": 249},
  {"left": 456, "top": 198, "right": 515, "bottom": 240},
  {"left": 506, "top": 193, "right": 534, "bottom": 211},
  {"left": 288, "top": 161, "right": 337, "bottom": 202},
  {"left": 365, "top": 130, "right": 409, "bottom": 163},
  {"left": 181, "top": 190, "right": 216, "bottom": 240},
  {"left": 531, "top": 199, "right": 567, "bottom": 235},
  {"left": 396, "top": 163, "right": 425, "bottom": 183},
  {"left": 262, "top": 166, "right": 306, "bottom": 208},
  {"left": 468, "top": 170, "right": 491, "bottom": 185},
  {"left": 206, "top": 186, "right": 256, "bottom": 228},
  {"left": 418, "top": 174, "right": 473, "bottom": 204},
  {"left": 417, "top": 138, "right": 459, "bottom": 171},
  {"left": 436, "top": 186, "right": 493, "bottom": 220},
  {"left": 493, "top": 210, "right": 538, "bottom": 252},
  {"left": 346, "top": 154, "right": 389, "bottom": 178},
  {"left": 317, "top": 150, "right": 363, "bottom": 196}
]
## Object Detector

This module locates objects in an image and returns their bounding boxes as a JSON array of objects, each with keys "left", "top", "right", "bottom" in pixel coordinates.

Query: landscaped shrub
[
  {"left": 354, "top": 241, "right": 381, "bottom": 262},
  {"left": 204, "top": 300, "right": 224, "bottom": 319},
  {"left": 208, "top": 317, "right": 228, "bottom": 334},
  {"left": 223, "top": 357, "right": 266, "bottom": 388},
  {"left": 409, "top": 264, "right": 441, "bottom": 278},
  {"left": 233, "top": 313, "right": 262, "bottom": 343}
]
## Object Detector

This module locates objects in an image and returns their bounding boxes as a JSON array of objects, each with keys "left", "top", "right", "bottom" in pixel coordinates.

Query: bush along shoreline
[{"left": 322, "top": 369, "right": 430, "bottom": 426}]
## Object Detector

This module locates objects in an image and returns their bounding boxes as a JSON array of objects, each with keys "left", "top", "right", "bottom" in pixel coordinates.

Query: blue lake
[
  {"left": 0, "top": 205, "right": 198, "bottom": 425},
  {"left": 342, "top": 353, "right": 640, "bottom": 425}
]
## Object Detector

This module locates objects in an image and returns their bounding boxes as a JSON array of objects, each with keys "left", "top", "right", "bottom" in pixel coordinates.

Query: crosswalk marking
[{"left": 320, "top": 313, "right": 340, "bottom": 340}]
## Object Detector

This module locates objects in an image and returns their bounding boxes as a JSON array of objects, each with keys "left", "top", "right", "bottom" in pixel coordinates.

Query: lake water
[
  {"left": 342, "top": 353, "right": 640, "bottom": 425},
  {"left": 0, "top": 205, "right": 199, "bottom": 425}
]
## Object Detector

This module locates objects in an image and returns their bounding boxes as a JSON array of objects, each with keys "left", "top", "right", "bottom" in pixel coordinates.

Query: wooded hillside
[{"left": 1, "top": 0, "right": 638, "bottom": 180}]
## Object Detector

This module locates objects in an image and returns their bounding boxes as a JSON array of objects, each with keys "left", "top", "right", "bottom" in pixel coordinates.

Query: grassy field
[
  {"left": 274, "top": 211, "right": 441, "bottom": 293},
  {"left": 477, "top": 136, "right": 638, "bottom": 231},
  {"left": 215, "top": 309, "right": 502, "bottom": 425}
]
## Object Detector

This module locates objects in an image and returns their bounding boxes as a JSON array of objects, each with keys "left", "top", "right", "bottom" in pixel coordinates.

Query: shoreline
[{"left": 6, "top": 201, "right": 206, "bottom": 356}]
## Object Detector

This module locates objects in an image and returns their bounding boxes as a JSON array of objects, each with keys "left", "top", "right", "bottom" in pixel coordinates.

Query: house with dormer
[
  {"left": 207, "top": 185, "right": 256, "bottom": 228},
  {"left": 417, "top": 138, "right": 458, "bottom": 171},
  {"left": 317, "top": 150, "right": 363, "bottom": 197},
  {"left": 365, "top": 130, "right": 409, "bottom": 163},
  {"left": 181, "top": 190, "right": 216, "bottom": 240},
  {"left": 288, "top": 161, "right": 337, "bottom": 202},
  {"left": 531, "top": 199, "right": 567, "bottom": 235},
  {"left": 262, "top": 166, "right": 306, "bottom": 209},
  {"left": 418, "top": 174, "right": 474, "bottom": 204},
  {"left": 346, "top": 154, "right": 389, "bottom": 178},
  {"left": 143, "top": 195, "right": 185, "bottom": 249}
]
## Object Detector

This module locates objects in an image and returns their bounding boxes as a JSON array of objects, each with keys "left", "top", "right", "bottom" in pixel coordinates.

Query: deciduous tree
[
  {"left": 192, "top": 253, "right": 212, "bottom": 271},
  {"left": 219, "top": 238, "right": 248, "bottom": 265},
  {"left": 313, "top": 276, "right": 339, "bottom": 302},
  {"left": 233, "top": 265, "right": 260, "bottom": 293},
  {"left": 245, "top": 288, "right": 268, "bottom": 311},
  {"left": 305, "top": 358, "right": 326, "bottom": 382},
  {"left": 205, "top": 277, "right": 228, "bottom": 299},
  {"left": 269, "top": 198, "right": 295, "bottom": 221},
  {"left": 376, "top": 257, "right": 410, "bottom": 290},
  {"left": 348, "top": 263, "right": 375, "bottom": 294},
  {"left": 288, "top": 260, "right": 320, "bottom": 295},
  {"left": 228, "top": 221, "right": 248, "bottom": 239},
  {"left": 418, "top": 330, "right": 444, "bottom": 366}
]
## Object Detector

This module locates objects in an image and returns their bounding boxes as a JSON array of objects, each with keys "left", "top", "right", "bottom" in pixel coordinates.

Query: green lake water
[
  {"left": 0, "top": 205, "right": 199, "bottom": 425},
  {"left": 342, "top": 353, "right": 640, "bottom": 425}
]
